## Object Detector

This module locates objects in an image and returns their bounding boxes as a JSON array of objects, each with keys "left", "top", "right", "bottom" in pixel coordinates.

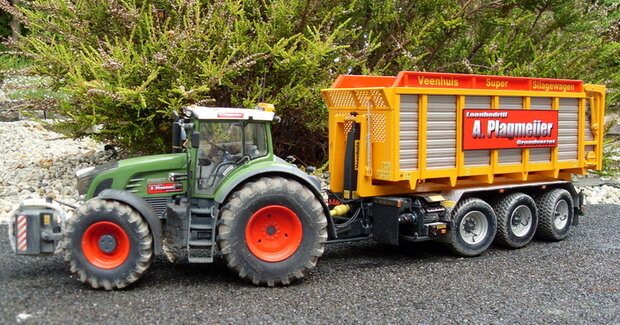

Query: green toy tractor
[{"left": 11, "top": 104, "right": 330, "bottom": 289}]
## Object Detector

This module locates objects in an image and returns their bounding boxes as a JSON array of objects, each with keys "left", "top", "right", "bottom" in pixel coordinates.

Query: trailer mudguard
[
  {"left": 214, "top": 165, "right": 337, "bottom": 239},
  {"left": 97, "top": 189, "right": 163, "bottom": 255}
]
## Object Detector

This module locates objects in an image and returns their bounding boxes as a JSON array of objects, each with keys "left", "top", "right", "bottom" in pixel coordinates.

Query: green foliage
[
  {"left": 2, "top": 0, "right": 620, "bottom": 162},
  {"left": 593, "top": 137, "right": 620, "bottom": 176},
  {"left": 0, "top": 10, "right": 11, "bottom": 41}
]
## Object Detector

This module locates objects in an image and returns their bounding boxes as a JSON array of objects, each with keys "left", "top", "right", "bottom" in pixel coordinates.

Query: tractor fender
[
  {"left": 214, "top": 165, "right": 337, "bottom": 239},
  {"left": 97, "top": 189, "right": 163, "bottom": 255}
]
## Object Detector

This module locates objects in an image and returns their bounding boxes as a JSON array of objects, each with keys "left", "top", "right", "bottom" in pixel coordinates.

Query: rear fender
[{"left": 97, "top": 189, "right": 163, "bottom": 255}]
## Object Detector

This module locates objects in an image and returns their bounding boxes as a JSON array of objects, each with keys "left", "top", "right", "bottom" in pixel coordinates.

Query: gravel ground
[
  {"left": 0, "top": 121, "right": 115, "bottom": 222},
  {"left": 0, "top": 204, "right": 618, "bottom": 324}
]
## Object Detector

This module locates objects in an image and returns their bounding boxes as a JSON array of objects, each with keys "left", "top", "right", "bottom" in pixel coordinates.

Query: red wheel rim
[
  {"left": 245, "top": 205, "right": 303, "bottom": 262},
  {"left": 82, "top": 221, "right": 130, "bottom": 269}
]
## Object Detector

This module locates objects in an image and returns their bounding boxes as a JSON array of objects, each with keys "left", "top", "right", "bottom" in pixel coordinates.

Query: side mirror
[
  {"left": 198, "top": 157, "right": 212, "bottom": 166},
  {"left": 191, "top": 131, "right": 200, "bottom": 149},
  {"left": 172, "top": 122, "right": 182, "bottom": 153}
]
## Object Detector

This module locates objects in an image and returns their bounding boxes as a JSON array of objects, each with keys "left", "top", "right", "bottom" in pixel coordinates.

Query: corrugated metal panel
[
  {"left": 558, "top": 98, "right": 579, "bottom": 161},
  {"left": 500, "top": 96, "right": 523, "bottom": 110},
  {"left": 427, "top": 95, "right": 456, "bottom": 169},
  {"left": 584, "top": 100, "right": 595, "bottom": 142},
  {"left": 529, "top": 148, "right": 551, "bottom": 163},
  {"left": 399, "top": 95, "right": 418, "bottom": 171},
  {"left": 464, "top": 96, "right": 491, "bottom": 166},
  {"left": 531, "top": 97, "right": 552, "bottom": 110},
  {"left": 499, "top": 148, "right": 522, "bottom": 165},
  {"left": 529, "top": 97, "right": 552, "bottom": 162},
  {"left": 499, "top": 97, "right": 523, "bottom": 164}
]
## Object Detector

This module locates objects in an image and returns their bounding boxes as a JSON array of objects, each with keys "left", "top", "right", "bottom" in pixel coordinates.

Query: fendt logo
[
  {"left": 463, "top": 109, "right": 559, "bottom": 150},
  {"left": 147, "top": 183, "right": 183, "bottom": 194}
]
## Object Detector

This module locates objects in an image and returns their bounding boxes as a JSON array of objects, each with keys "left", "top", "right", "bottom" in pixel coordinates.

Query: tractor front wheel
[
  {"left": 217, "top": 176, "right": 328, "bottom": 286},
  {"left": 62, "top": 199, "right": 153, "bottom": 290}
]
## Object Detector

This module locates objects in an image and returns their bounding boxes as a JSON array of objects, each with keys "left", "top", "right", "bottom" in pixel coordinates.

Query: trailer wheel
[
  {"left": 444, "top": 198, "right": 497, "bottom": 256},
  {"left": 493, "top": 193, "right": 538, "bottom": 248},
  {"left": 62, "top": 199, "right": 153, "bottom": 290},
  {"left": 218, "top": 176, "right": 328, "bottom": 286},
  {"left": 536, "top": 189, "right": 573, "bottom": 241}
]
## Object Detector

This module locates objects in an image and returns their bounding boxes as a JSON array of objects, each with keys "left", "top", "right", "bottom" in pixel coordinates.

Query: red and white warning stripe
[{"left": 16, "top": 215, "right": 28, "bottom": 252}]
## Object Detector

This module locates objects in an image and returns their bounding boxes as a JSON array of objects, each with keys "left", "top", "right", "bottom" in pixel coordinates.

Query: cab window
[{"left": 195, "top": 121, "right": 268, "bottom": 195}]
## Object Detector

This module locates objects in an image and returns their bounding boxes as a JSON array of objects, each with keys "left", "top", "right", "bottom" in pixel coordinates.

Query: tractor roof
[{"left": 185, "top": 106, "right": 275, "bottom": 121}]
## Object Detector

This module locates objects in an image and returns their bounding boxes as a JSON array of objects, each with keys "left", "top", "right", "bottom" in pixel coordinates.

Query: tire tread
[
  {"left": 536, "top": 189, "right": 573, "bottom": 241},
  {"left": 62, "top": 199, "right": 153, "bottom": 290},
  {"left": 493, "top": 192, "right": 538, "bottom": 248},
  {"left": 444, "top": 197, "right": 497, "bottom": 256},
  {"left": 217, "top": 176, "right": 327, "bottom": 286}
]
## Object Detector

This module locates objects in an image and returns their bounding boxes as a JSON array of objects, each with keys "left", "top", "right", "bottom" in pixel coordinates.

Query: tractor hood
[
  {"left": 117, "top": 153, "right": 188, "bottom": 171},
  {"left": 77, "top": 153, "right": 188, "bottom": 199}
]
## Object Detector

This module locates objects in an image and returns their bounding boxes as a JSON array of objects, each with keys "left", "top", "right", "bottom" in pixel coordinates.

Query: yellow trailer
[{"left": 322, "top": 71, "right": 605, "bottom": 256}]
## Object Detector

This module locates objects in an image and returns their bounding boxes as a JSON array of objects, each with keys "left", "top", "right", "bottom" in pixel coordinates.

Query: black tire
[
  {"left": 217, "top": 176, "right": 328, "bottom": 286},
  {"left": 444, "top": 198, "right": 497, "bottom": 256},
  {"left": 493, "top": 192, "right": 538, "bottom": 249},
  {"left": 536, "top": 189, "right": 573, "bottom": 241},
  {"left": 62, "top": 199, "right": 153, "bottom": 290}
]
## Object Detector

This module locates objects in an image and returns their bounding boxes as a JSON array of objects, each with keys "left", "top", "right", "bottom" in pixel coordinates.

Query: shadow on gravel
[
  {"left": 0, "top": 223, "right": 522, "bottom": 290},
  {"left": 323, "top": 239, "right": 451, "bottom": 261}
]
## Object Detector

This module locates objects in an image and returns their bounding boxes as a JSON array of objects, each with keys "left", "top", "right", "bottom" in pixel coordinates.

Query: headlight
[
  {"left": 76, "top": 173, "right": 95, "bottom": 195},
  {"left": 75, "top": 166, "right": 95, "bottom": 178}
]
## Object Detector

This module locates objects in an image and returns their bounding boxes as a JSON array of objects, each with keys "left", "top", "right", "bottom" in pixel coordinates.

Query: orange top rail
[{"left": 331, "top": 71, "right": 584, "bottom": 93}]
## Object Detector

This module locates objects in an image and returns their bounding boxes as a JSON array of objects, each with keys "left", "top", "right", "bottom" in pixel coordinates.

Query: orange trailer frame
[{"left": 322, "top": 71, "right": 605, "bottom": 198}]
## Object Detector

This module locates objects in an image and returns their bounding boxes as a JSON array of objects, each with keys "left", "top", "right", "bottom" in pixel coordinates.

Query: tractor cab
[{"left": 174, "top": 104, "right": 277, "bottom": 196}]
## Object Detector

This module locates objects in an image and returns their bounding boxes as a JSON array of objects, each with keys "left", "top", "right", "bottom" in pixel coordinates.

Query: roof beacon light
[{"left": 256, "top": 103, "right": 275, "bottom": 112}]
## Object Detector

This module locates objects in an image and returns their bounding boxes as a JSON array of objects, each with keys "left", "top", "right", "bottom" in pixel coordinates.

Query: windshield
[{"left": 195, "top": 121, "right": 268, "bottom": 194}]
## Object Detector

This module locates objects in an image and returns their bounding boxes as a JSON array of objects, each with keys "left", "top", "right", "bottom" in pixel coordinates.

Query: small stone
[{"left": 16, "top": 313, "right": 32, "bottom": 323}]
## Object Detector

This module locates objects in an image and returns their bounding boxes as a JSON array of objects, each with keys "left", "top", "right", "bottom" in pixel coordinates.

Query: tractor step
[
  {"left": 190, "top": 208, "right": 212, "bottom": 215},
  {"left": 190, "top": 215, "right": 215, "bottom": 229},
  {"left": 189, "top": 239, "right": 213, "bottom": 247},
  {"left": 187, "top": 207, "right": 217, "bottom": 264},
  {"left": 188, "top": 256, "right": 213, "bottom": 263},
  {"left": 190, "top": 223, "right": 213, "bottom": 230}
]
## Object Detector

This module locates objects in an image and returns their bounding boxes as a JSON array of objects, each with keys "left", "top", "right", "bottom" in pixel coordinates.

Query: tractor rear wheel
[
  {"left": 217, "top": 176, "right": 328, "bottom": 286},
  {"left": 62, "top": 199, "right": 153, "bottom": 290}
]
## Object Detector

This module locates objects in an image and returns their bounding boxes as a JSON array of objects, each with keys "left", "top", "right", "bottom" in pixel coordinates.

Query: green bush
[
  {"left": 3, "top": 0, "right": 619, "bottom": 163},
  {"left": 4, "top": 0, "right": 368, "bottom": 157}
]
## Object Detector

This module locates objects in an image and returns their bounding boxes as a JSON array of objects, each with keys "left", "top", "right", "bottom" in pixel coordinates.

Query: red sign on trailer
[{"left": 462, "top": 109, "right": 559, "bottom": 150}]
